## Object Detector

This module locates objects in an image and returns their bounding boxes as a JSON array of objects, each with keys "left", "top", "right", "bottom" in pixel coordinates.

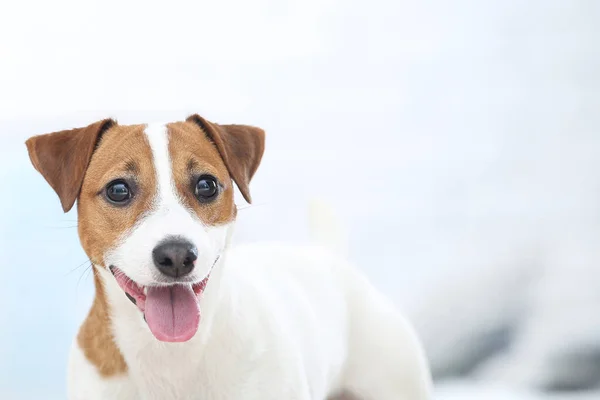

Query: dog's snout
[{"left": 152, "top": 238, "right": 198, "bottom": 278}]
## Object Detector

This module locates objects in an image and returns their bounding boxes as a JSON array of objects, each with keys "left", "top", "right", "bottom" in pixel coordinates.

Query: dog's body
[
  {"left": 68, "top": 242, "right": 430, "bottom": 400},
  {"left": 26, "top": 116, "right": 431, "bottom": 400}
]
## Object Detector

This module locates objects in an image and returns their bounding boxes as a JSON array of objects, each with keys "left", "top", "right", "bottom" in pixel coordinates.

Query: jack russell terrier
[{"left": 25, "top": 115, "right": 432, "bottom": 400}]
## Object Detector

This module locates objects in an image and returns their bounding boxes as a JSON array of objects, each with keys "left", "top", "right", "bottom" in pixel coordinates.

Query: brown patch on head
[
  {"left": 77, "top": 270, "right": 128, "bottom": 377},
  {"left": 25, "top": 121, "right": 157, "bottom": 267},
  {"left": 168, "top": 121, "right": 236, "bottom": 225},
  {"left": 77, "top": 124, "right": 156, "bottom": 266},
  {"left": 168, "top": 118, "right": 265, "bottom": 225},
  {"left": 185, "top": 114, "right": 265, "bottom": 204}
]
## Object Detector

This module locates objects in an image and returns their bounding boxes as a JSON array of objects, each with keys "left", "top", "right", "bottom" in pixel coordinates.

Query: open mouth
[{"left": 109, "top": 266, "right": 211, "bottom": 343}]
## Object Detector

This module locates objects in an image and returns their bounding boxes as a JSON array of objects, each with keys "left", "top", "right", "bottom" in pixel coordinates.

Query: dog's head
[{"left": 25, "top": 115, "right": 265, "bottom": 342}]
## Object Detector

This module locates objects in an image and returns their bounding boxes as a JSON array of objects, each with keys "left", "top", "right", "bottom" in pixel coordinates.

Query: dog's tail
[{"left": 307, "top": 198, "right": 349, "bottom": 256}]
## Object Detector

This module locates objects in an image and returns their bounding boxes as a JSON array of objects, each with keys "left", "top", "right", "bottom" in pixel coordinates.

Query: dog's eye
[
  {"left": 106, "top": 181, "right": 132, "bottom": 204},
  {"left": 194, "top": 175, "right": 218, "bottom": 202}
]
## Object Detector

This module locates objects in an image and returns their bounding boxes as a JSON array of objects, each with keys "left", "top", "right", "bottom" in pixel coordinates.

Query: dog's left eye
[
  {"left": 106, "top": 180, "right": 132, "bottom": 204},
  {"left": 194, "top": 175, "right": 218, "bottom": 202}
]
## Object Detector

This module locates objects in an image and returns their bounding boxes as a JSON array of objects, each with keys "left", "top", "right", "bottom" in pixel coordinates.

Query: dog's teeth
[{"left": 143, "top": 287, "right": 147, "bottom": 295}]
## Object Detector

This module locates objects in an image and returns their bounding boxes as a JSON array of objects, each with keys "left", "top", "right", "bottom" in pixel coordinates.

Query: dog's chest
[
  {"left": 130, "top": 345, "right": 210, "bottom": 399},
  {"left": 120, "top": 329, "right": 275, "bottom": 400}
]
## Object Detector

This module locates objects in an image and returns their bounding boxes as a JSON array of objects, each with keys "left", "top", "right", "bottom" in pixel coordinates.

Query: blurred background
[{"left": 1, "top": 0, "right": 600, "bottom": 399}]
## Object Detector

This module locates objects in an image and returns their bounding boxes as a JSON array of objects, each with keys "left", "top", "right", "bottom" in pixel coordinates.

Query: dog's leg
[
  {"left": 308, "top": 200, "right": 432, "bottom": 399},
  {"left": 341, "top": 282, "right": 433, "bottom": 400}
]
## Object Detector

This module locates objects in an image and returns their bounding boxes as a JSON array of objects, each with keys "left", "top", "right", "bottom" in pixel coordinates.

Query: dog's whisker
[
  {"left": 76, "top": 262, "right": 93, "bottom": 290},
  {"left": 84, "top": 264, "right": 93, "bottom": 282},
  {"left": 65, "top": 258, "right": 93, "bottom": 277}
]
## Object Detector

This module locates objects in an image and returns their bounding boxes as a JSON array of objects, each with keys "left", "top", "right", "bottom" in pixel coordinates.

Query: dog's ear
[
  {"left": 25, "top": 119, "right": 116, "bottom": 213},
  {"left": 186, "top": 114, "right": 265, "bottom": 204}
]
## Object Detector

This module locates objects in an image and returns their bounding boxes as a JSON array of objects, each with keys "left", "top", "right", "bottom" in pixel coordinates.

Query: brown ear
[
  {"left": 25, "top": 119, "right": 116, "bottom": 212},
  {"left": 186, "top": 114, "right": 265, "bottom": 203}
]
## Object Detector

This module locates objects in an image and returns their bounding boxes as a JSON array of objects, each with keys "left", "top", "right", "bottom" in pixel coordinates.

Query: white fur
[
  {"left": 68, "top": 342, "right": 137, "bottom": 399},
  {"left": 67, "top": 124, "right": 433, "bottom": 399}
]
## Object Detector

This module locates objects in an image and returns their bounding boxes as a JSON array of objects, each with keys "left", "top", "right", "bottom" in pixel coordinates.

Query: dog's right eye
[{"left": 105, "top": 180, "right": 132, "bottom": 204}]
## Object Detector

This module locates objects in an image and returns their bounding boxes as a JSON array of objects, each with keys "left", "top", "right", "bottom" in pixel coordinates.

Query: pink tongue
[{"left": 144, "top": 285, "right": 200, "bottom": 342}]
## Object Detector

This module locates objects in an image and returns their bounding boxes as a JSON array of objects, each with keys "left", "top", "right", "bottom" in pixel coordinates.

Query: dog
[{"left": 25, "top": 115, "right": 432, "bottom": 400}]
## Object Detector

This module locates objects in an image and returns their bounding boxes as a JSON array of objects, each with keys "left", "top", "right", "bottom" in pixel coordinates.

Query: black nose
[{"left": 152, "top": 238, "right": 198, "bottom": 278}]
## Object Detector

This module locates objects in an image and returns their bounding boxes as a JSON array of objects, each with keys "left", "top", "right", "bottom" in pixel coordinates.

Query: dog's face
[{"left": 25, "top": 115, "right": 264, "bottom": 342}]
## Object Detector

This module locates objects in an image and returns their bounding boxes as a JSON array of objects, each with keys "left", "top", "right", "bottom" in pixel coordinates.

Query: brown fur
[
  {"left": 25, "top": 119, "right": 116, "bottom": 212},
  {"left": 168, "top": 121, "right": 237, "bottom": 225},
  {"left": 186, "top": 114, "right": 265, "bottom": 204},
  {"left": 77, "top": 270, "right": 128, "bottom": 376},
  {"left": 77, "top": 124, "right": 156, "bottom": 265},
  {"left": 25, "top": 115, "right": 266, "bottom": 378}
]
